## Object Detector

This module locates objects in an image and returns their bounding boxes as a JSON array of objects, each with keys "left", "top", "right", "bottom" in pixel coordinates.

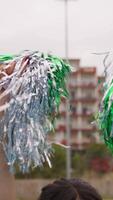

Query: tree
[
  {"left": 85, "top": 144, "right": 112, "bottom": 173},
  {"left": 72, "top": 153, "right": 86, "bottom": 176}
]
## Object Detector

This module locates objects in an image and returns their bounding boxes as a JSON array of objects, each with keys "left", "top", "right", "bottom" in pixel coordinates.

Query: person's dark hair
[{"left": 38, "top": 178, "right": 102, "bottom": 200}]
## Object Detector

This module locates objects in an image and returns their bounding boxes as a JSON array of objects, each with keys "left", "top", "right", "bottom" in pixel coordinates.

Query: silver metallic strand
[{"left": 0, "top": 51, "right": 54, "bottom": 173}]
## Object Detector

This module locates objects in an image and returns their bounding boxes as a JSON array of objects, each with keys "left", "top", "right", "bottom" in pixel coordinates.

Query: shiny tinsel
[
  {"left": 0, "top": 51, "right": 70, "bottom": 173},
  {"left": 97, "top": 53, "right": 113, "bottom": 152}
]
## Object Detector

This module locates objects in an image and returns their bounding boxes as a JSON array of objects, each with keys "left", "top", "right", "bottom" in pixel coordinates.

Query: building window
[
  {"left": 70, "top": 91, "right": 75, "bottom": 100},
  {"left": 82, "top": 107, "right": 88, "bottom": 114},
  {"left": 70, "top": 105, "right": 76, "bottom": 114}
]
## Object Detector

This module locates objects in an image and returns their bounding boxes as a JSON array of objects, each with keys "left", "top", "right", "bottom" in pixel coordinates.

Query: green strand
[
  {"left": 46, "top": 55, "right": 70, "bottom": 115},
  {"left": 97, "top": 80, "right": 113, "bottom": 152},
  {"left": 0, "top": 55, "right": 14, "bottom": 62}
]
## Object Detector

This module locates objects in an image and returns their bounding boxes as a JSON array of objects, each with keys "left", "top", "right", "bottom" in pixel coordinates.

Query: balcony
[
  {"left": 60, "top": 111, "right": 66, "bottom": 117},
  {"left": 71, "top": 126, "right": 97, "bottom": 132},
  {"left": 70, "top": 113, "right": 93, "bottom": 118},
  {"left": 56, "top": 125, "right": 66, "bottom": 132},
  {"left": 69, "top": 83, "right": 97, "bottom": 89},
  {"left": 70, "top": 67, "right": 96, "bottom": 76},
  {"left": 56, "top": 126, "right": 97, "bottom": 133},
  {"left": 71, "top": 97, "right": 97, "bottom": 103},
  {"left": 60, "top": 111, "right": 94, "bottom": 118}
]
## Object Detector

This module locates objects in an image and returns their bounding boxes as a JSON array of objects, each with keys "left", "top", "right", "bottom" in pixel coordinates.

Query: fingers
[
  {"left": 0, "top": 56, "right": 29, "bottom": 78},
  {"left": 0, "top": 56, "right": 30, "bottom": 117},
  {"left": 0, "top": 62, "right": 16, "bottom": 108},
  {"left": 0, "top": 64, "right": 7, "bottom": 80},
  {"left": 4, "top": 61, "right": 16, "bottom": 75},
  {"left": 0, "top": 61, "right": 16, "bottom": 79},
  {"left": 0, "top": 64, "right": 5, "bottom": 71}
]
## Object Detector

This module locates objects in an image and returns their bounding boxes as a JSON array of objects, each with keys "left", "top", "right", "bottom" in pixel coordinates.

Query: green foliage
[
  {"left": 72, "top": 153, "right": 86, "bottom": 176},
  {"left": 85, "top": 144, "right": 112, "bottom": 173},
  {"left": 86, "top": 143, "right": 111, "bottom": 159},
  {"left": 15, "top": 143, "right": 113, "bottom": 179}
]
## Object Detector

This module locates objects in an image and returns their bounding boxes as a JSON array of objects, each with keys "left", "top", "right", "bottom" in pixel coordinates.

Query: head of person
[{"left": 38, "top": 178, "right": 102, "bottom": 200}]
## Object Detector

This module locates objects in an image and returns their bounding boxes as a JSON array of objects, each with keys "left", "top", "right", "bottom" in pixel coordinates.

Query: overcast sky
[{"left": 0, "top": 0, "right": 113, "bottom": 74}]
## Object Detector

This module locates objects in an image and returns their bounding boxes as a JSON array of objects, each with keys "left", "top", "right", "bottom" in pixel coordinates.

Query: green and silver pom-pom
[
  {"left": 97, "top": 54, "right": 113, "bottom": 152},
  {"left": 0, "top": 51, "right": 70, "bottom": 173}
]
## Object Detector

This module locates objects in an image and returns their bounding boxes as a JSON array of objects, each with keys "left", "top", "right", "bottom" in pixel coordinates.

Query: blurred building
[
  {"left": 97, "top": 75, "right": 105, "bottom": 106},
  {"left": 55, "top": 59, "right": 104, "bottom": 150}
]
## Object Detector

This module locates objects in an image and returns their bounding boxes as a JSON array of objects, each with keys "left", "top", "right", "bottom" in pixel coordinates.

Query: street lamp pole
[
  {"left": 64, "top": 0, "right": 71, "bottom": 179},
  {"left": 57, "top": 0, "right": 77, "bottom": 179},
  {"left": 65, "top": 0, "right": 68, "bottom": 62},
  {"left": 56, "top": 0, "right": 78, "bottom": 179},
  {"left": 58, "top": 0, "right": 71, "bottom": 179}
]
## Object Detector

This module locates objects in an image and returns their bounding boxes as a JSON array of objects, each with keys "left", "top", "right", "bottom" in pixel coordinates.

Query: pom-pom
[
  {"left": 97, "top": 53, "right": 113, "bottom": 152},
  {"left": 0, "top": 51, "right": 70, "bottom": 173}
]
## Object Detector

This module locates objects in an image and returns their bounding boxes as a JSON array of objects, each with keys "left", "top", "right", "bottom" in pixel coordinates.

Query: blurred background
[{"left": 0, "top": 0, "right": 113, "bottom": 199}]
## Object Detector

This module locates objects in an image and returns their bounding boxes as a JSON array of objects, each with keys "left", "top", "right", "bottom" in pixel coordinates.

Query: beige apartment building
[{"left": 55, "top": 59, "right": 104, "bottom": 150}]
